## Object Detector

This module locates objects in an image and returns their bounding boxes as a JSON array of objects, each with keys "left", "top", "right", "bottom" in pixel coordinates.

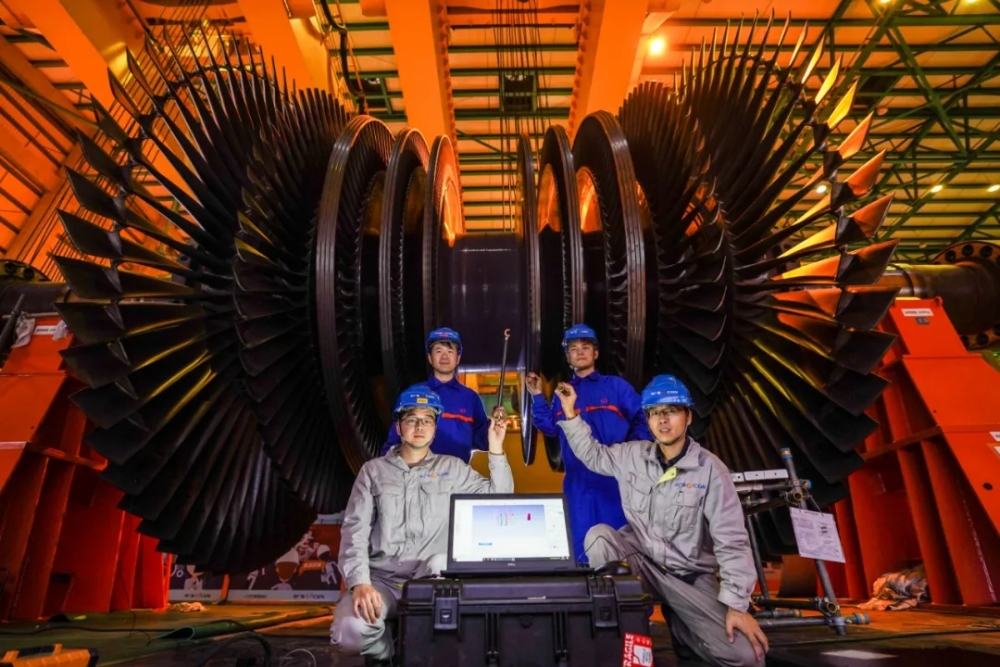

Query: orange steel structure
[
  {"left": 0, "top": 318, "right": 166, "bottom": 621},
  {"left": 832, "top": 298, "right": 1000, "bottom": 606}
]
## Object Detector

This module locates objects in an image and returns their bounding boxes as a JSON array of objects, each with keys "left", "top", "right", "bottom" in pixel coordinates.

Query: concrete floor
[{"left": 33, "top": 604, "right": 992, "bottom": 666}]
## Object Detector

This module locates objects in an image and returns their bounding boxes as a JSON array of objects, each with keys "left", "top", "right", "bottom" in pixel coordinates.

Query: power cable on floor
[
  {"left": 191, "top": 632, "right": 274, "bottom": 667},
  {"left": 278, "top": 647, "right": 318, "bottom": 667}
]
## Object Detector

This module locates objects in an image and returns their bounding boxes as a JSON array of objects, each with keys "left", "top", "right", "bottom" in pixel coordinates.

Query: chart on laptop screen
[{"left": 452, "top": 497, "right": 571, "bottom": 562}]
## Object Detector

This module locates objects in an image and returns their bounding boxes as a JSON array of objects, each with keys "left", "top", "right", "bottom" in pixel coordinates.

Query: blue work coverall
[
  {"left": 532, "top": 372, "right": 651, "bottom": 562},
  {"left": 382, "top": 377, "right": 489, "bottom": 463}
]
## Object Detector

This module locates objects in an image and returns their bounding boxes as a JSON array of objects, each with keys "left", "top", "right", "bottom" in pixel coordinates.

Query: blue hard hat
[
  {"left": 426, "top": 327, "right": 463, "bottom": 355},
  {"left": 393, "top": 384, "right": 444, "bottom": 420},
  {"left": 641, "top": 375, "right": 694, "bottom": 409},
  {"left": 562, "top": 323, "right": 599, "bottom": 349}
]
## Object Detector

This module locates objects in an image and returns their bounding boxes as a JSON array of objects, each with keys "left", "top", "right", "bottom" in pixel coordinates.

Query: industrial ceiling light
[
  {"left": 930, "top": 184, "right": 943, "bottom": 193},
  {"left": 648, "top": 36, "right": 666, "bottom": 56},
  {"left": 988, "top": 184, "right": 999, "bottom": 193},
  {"left": 816, "top": 184, "right": 828, "bottom": 194}
]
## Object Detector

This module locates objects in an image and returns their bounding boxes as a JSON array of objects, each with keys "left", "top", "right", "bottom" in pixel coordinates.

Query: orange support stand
[
  {"left": 835, "top": 298, "right": 1000, "bottom": 606},
  {"left": 0, "top": 318, "right": 168, "bottom": 621}
]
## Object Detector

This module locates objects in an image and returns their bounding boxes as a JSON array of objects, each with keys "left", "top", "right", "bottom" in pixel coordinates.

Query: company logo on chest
[{"left": 417, "top": 470, "right": 451, "bottom": 481}]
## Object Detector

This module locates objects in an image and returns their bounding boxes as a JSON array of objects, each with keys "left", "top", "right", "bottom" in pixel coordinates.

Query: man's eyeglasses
[
  {"left": 647, "top": 406, "right": 685, "bottom": 419},
  {"left": 401, "top": 416, "right": 436, "bottom": 429}
]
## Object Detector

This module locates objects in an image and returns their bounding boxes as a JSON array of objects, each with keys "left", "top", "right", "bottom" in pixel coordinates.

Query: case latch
[
  {"left": 432, "top": 585, "right": 460, "bottom": 631},
  {"left": 591, "top": 577, "right": 619, "bottom": 630}
]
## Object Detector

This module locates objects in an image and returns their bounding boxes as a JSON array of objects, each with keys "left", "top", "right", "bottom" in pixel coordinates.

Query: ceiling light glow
[
  {"left": 989, "top": 184, "right": 999, "bottom": 193},
  {"left": 649, "top": 37, "right": 666, "bottom": 56},
  {"left": 816, "top": 184, "right": 828, "bottom": 194},
  {"left": 930, "top": 184, "right": 943, "bottom": 193}
]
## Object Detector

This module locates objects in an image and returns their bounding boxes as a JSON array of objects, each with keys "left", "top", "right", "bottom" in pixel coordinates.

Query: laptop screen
[{"left": 447, "top": 494, "right": 575, "bottom": 573}]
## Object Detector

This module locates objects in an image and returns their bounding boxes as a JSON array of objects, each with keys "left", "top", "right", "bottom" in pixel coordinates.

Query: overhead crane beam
[
  {"left": 237, "top": 0, "right": 341, "bottom": 94},
  {"left": 566, "top": 0, "right": 660, "bottom": 138},
  {"left": 0, "top": 33, "right": 91, "bottom": 133},
  {"left": 360, "top": 0, "right": 456, "bottom": 144},
  {"left": 5, "top": 0, "right": 143, "bottom": 109}
]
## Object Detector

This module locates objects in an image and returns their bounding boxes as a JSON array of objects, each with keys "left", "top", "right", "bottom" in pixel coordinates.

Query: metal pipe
[
  {"left": 746, "top": 514, "right": 771, "bottom": 601},
  {"left": 752, "top": 608, "right": 802, "bottom": 619},
  {"left": 495, "top": 328, "right": 511, "bottom": 416},
  {"left": 742, "top": 498, "right": 788, "bottom": 514},
  {"left": 781, "top": 447, "right": 846, "bottom": 635},
  {"left": 1, "top": 311, "right": 60, "bottom": 320},
  {"left": 879, "top": 261, "right": 1000, "bottom": 335},
  {"left": 755, "top": 597, "right": 840, "bottom": 615},
  {"left": 735, "top": 481, "right": 796, "bottom": 494},
  {"left": 756, "top": 617, "right": 832, "bottom": 629},
  {"left": 0, "top": 294, "right": 25, "bottom": 356},
  {"left": 0, "top": 282, "right": 71, "bottom": 316},
  {"left": 756, "top": 613, "right": 870, "bottom": 629}
]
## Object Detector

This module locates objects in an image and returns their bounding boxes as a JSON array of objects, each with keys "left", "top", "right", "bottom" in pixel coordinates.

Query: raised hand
[
  {"left": 525, "top": 372, "right": 542, "bottom": 396},
  {"left": 554, "top": 382, "right": 578, "bottom": 419},
  {"left": 487, "top": 413, "right": 508, "bottom": 453}
]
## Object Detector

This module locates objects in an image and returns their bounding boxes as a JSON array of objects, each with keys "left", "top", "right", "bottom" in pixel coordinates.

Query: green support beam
[
  {"left": 642, "top": 65, "right": 992, "bottom": 78},
  {"left": 385, "top": 87, "right": 573, "bottom": 99},
  {"left": 374, "top": 108, "right": 570, "bottom": 122},
  {"left": 361, "top": 67, "right": 577, "bottom": 78},
  {"left": 956, "top": 201, "right": 1000, "bottom": 242},
  {"left": 348, "top": 43, "right": 577, "bottom": 57}
]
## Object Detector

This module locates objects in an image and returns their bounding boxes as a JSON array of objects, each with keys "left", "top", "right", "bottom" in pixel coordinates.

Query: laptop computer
[{"left": 443, "top": 493, "right": 590, "bottom": 577}]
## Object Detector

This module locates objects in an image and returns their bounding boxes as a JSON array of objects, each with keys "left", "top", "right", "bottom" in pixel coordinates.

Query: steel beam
[
  {"left": 6, "top": 0, "right": 144, "bottom": 108},
  {"left": 878, "top": 59, "right": 1000, "bottom": 237},
  {"left": 237, "top": 0, "right": 341, "bottom": 94},
  {"left": 0, "top": 33, "right": 91, "bottom": 133},
  {"left": 566, "top": 0, "right": 650, "bottom": 137},
  {"left": 881, "top": 38, "right": 977, "bottom": 150},
  {"left": 378, "top": 0, "right": 455, "bottom": 143},
  {"left": 956, "top": 202, "right": 1000, "bottom": 242},
  {"left": 351, "top": 43, "right": 577, "bottom": 56}
]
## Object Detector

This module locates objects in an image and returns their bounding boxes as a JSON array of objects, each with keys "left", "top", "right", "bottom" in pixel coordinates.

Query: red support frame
[
  {"left": 0, "top": 318, "right": 168, "bottom": 620},
  {"left": 836, "top": 298, "right": 1000, "bottom": 606}
]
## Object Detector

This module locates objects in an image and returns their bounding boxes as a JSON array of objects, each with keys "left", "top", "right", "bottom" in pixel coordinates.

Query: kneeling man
[
  {"left": 555, "top": 374, "right": 768, "bottom": 667},
  {"left": 331, "top": 385, "right": 514, "bottom": 665}
]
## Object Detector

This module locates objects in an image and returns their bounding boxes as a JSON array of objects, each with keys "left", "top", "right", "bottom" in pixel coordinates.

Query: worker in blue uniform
[
  {"left": 526, "top": 324, "right": 650, "bottom": 563},
  {"left": 381, "top": 327, "right": 492, "bottom": 463}
]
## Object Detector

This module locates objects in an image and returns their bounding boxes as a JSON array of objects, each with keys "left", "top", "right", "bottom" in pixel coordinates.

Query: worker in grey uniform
[
  {"left": 554, "top": 374, "right": 768, "bottom": 667},
  {"left": 330, "top": 384, "right": 514, "bottom": 665}
]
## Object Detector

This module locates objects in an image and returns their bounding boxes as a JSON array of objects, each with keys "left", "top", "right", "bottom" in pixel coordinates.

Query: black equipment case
[{"left": 396, "top": 575, "right": 651, "bottom": 667}]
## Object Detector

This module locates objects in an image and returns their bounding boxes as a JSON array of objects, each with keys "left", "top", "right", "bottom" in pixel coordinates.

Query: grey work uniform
[
  {"left": 330, "top": 447, "right": 514, "bottom": 661},
  {"left": 559, "top": 416, "right": 763, "bottom": 667}
]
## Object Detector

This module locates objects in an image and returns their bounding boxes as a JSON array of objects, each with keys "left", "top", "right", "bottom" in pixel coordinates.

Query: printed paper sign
[
  {"left": 789, "top": 507, "right": 846, "bottom": 563},
  {"left": 901, "top": 308, "right": 933, "bottom": 317},
  {"left": 622, "top": 633, "right": 654, "bottom": 667},
  {"left": 228, "top": 513, "right": 344, "bottom": 602},
  {"left": 168, "top": 558, "right": 226, "bottom": 602}
]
